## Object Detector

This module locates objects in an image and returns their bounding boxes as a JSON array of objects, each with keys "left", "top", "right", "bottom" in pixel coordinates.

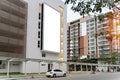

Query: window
[
  {"left": 38, "top": 41, "right": 40, "bottom": 48},
  {"left": 87, "top": 25, "right": 89, "bottom": 27},
  {"left": 0, "top": 61, "right": 2, "bottom": 65},
  {"left": 87, "top": 29, "right": 89, "bottom": 31},
  {"left": 86, "top": 20, "right": 89, "bottom": 23},
  {"left": 87, "top": 32, "right": 89, "bottom": 35},
  {"left": 41, "top": 64, "right": 46, "bottom": 66},
  {"left": 90, "top": 19, "right": 94, "bottom": 22},
  {"left": 39, "top": 13, "right": 41, "bottom": 19},
  {"left": 38, "top": 22, "right": 41, "bottom": 29},
  {"left": 42, "top": 53, "right": 46, "bottom": 57},
  {"left": 90, "top": 23, "right": 94, "bottom": 26},
  {"left": 38, "top": 31, "right": 40, "bottom": 38},
  {"left": 0, "top": 61, "right": 6, "bottom": 69},
  {"left": 103, "top": 23, "right": 107, "bottom": 27}
]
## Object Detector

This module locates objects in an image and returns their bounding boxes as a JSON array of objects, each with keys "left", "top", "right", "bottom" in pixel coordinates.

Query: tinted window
[
  {"left": 38, "top": 22, "right": 41, "bottom": 29},
  {"left": 54, "top": 69, "right": 62, "bottom": 72},
  {"left": 39, "top": 13, "right": 41, "bottom": 19}
]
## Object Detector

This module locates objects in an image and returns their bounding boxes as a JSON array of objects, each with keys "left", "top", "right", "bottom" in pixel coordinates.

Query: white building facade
[
  {"left": 0, "top": 0, "right": 67, "bottom": 73},
  {"left": 22, "top": 0, "right": 67, "bottom": 73}
]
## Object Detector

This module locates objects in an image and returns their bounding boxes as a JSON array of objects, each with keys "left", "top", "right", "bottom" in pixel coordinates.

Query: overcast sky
[
  {"left": 61, "top": 0, "right": 81, "bottom": 22},
  {"left": 64, "top": 0, "right": 111, "bottom": 22},
  {"left": 67, "top": 4, "right": 81, "bottom": 22}
]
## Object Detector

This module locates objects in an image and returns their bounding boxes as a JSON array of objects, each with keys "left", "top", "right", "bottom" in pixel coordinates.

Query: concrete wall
[{"left": 0, "top": 61, "right": 21, "bottom": 73}]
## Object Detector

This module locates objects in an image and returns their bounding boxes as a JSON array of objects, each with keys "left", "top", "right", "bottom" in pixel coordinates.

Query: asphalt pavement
[{"left": 1, "top": 72, "right": 120, "bottom": 80}]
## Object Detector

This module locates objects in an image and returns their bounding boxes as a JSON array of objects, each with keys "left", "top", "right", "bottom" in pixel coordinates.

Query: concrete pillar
[
  {"left": 7, "top": 61, "right": 10, "bottom": 77},
  {"left": 38, "top": 62, "right": 41, "bottom": 74},
  {"left": 95, "top": 66, "right": 97, "bottom": 71},
  {"left": 91, "top": 65, "right": 92, "bottom": 71},
  {"left": 74, "top": 64, "right": 76, "bottom": 71},
  {"left": 104, "top": 64, "right": 106, "bottom": 72},
  {"left": 24, "top": 61, "right": 27, "bottom": 75},
  {"left": 115, "top": 66, "right": 117, "bottom": 72},
  {"left": 67, "top": 64, "right": 70, "bottom": 73},
  {"left": 86, "top": 65, "right": 88, "bottom": 71},
  {"left": 81, "top": 64, "right": 82, "bottom": 71}
]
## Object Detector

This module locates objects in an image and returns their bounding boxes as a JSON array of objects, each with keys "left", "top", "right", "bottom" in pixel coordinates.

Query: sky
[
  {"left": 61, "top": 0, "right": 81, "bottom": 22},
  {"left": 65, "top": 0, "right": 112, "bottom": 22},
  {"left": 67, "top": 4, "right": 81, "bottom": 22}
]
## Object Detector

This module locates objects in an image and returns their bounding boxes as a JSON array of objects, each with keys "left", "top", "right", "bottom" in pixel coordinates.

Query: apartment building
[
  {"left": 67, "top": 19, "right": 80, "bottom": 60},
  {"left": 67, "top": 16, "right": 89, "bottom": 60},
  {"left": 86, "top": 16, "right": 114, "bottom": 58},
  {"left": 0, "top": 0, "right": 67, "bottom": 73},
  {"left": 67, "top": 15, "right": 115, "bottom": 59}
]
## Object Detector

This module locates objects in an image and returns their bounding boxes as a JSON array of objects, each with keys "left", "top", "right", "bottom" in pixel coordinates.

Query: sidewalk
[
  {"left": 0, "top": 74, "right": 45, "bottom": 80},
  {"left": 0, "top": 71, "right": 118, "bottom": 80},
  {"left": 69, "top": 71, "right": 92, "bottom": 74},
  {"left": 0, "top": 72, "right": 89, "bottom": 80}
]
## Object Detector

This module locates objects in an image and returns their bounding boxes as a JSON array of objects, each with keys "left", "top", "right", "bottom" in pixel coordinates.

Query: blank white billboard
[{"left": 43, "top": 4, "right": 60, "bottom": 53}]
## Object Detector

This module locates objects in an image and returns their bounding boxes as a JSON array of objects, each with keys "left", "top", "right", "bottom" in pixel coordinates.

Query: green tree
[
  {"left": 99, "top": 52, "right": 120, "bottom": 64},
  {"left": 65, "top": 0, "right": 120, "bottom": 16}
]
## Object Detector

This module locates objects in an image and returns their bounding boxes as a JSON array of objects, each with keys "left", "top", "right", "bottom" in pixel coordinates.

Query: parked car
[{"left": 46, "top": 69, "right": 66, "bottom": 77}]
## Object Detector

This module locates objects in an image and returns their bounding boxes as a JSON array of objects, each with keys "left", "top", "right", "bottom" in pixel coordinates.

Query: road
[{"left": 18, "top": 72, "right": 120, "bottom": 80}]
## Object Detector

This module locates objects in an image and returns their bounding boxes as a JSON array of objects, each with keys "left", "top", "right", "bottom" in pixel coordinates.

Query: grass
[
  {"left": 0, "top": 72, "right": 46, "bottom": 76},
  {"left": 28, "top": 72, "right": 46, "bottom": 74},
  {"left": 0, "top": 72, "right": 24, "bottom": 76},
  {"left": 40, "top": 72, "right": 46, "bottom": 74}
]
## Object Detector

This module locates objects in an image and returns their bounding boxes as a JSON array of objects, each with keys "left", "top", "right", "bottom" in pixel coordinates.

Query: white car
[{"left": 46, "top": 69, "right": 66, "bottom": 77}]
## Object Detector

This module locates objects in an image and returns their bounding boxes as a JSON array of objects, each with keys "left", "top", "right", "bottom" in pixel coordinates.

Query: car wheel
[
  {"left": 63, "top": 73, "right": 66, "bottom": 77},
  {"left": 53, "top": 74, "right": 56, "bottom": 77}
]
